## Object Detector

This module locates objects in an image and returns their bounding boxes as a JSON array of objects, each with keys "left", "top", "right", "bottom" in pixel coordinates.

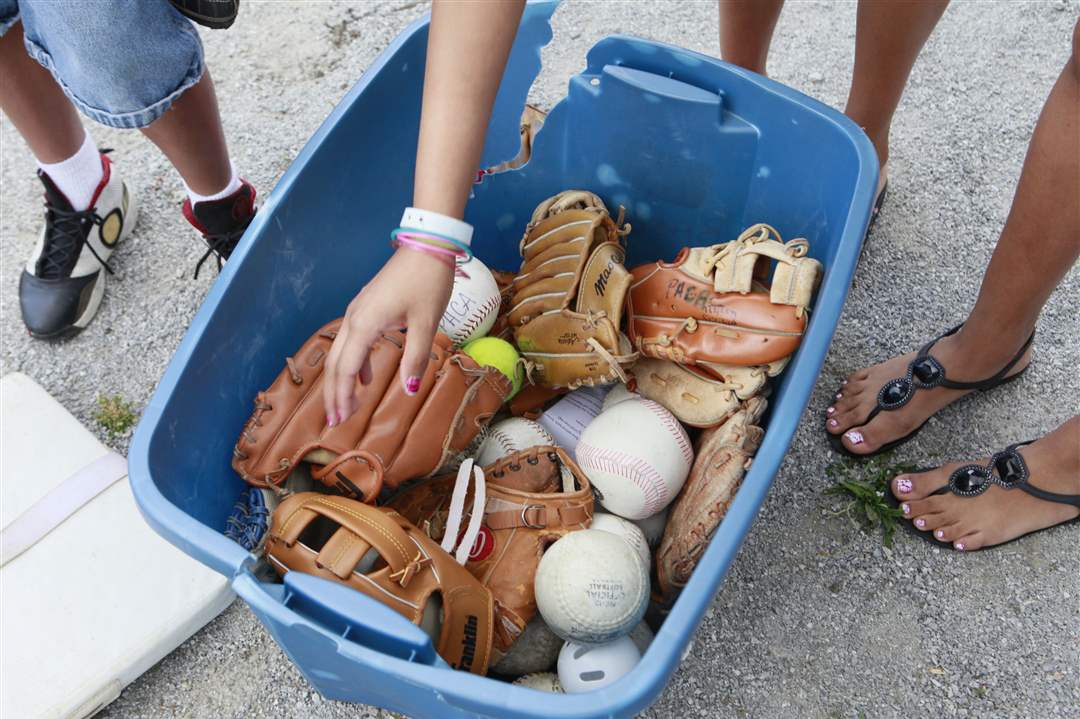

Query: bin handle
[{"left": 251, "top": 570, "right": 442, "bottom": 666}]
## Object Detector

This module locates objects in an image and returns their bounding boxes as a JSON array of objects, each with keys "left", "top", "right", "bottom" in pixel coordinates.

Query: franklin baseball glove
[
  {"left": 509, "top": 190, "right": 638, "bottom": 389},
  {"left": 233, "top": 320, "right": 512, "bottom": 502},
  {"left": 655, "top": 396, "right": 766, "bottom": 604},
  {"left": 389, "top": 446, "right": 593, "bottom": 663},
  {"left": 630, "top": 356, "right": 785, "bottom": 428},
  {"left": 265, "top": 492, "right": 495, "bottom": 674},
  {"left": 626, "top": 223, "right": 822, "bottom": 371}
]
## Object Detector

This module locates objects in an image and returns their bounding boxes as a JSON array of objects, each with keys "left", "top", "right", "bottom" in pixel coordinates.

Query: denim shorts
[{"left": 0, "top": 0, "right": 205, "bottom": 129}]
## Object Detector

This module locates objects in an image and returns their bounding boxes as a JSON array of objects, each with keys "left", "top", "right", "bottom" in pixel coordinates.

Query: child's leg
[
  {"left": 844, "top": 0, "right": 950, "bottom": 173},
  {"left": 718, "top": 0, "right": 785, "bottom": 76}
]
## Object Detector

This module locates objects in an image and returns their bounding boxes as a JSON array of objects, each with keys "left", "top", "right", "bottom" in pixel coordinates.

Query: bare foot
[
  {"left": 825, "top": 327, "right": 1032, "bottom": 455},
  {"left": 890, "top": 417, "right": 1080, "bottom": 551}
]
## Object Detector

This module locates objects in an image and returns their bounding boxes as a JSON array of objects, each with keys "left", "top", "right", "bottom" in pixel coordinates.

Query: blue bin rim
[{"left": 129, "top": 12, "right": 879, "bottom": 718}]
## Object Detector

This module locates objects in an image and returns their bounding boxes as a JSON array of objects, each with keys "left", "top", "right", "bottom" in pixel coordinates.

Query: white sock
[
  {"left": 37, "top": 130, "right": 104, "bottom": 211},
  {"left": 184, "top": 162, "right": 242, "bottom": 206}
]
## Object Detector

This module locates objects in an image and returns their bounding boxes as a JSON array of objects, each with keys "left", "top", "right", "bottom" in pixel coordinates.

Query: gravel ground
[{"left": 3, "top": 2, "right": 1078, "bottom": 718}]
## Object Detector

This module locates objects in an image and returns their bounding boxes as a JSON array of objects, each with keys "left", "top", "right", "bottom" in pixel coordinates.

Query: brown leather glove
[
  {"left": 388, "top": 446, "right": 593, "bottom": 663},
  {"left": 265, "top": 492, "right": 495, "bottom": 674},
  {"left": 655, "top": 397, "right": 766, "bottom": 604},
  {"left": 232, "top": 320, "right": 512, "bottom": 502},
  {"left": 509, "top": 190, "right": 638, "bottom": 390},
  {"left": 626, "top": 223, "right": 822, "bottom": 371}
]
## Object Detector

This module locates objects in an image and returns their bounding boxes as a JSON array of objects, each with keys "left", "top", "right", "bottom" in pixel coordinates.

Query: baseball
[
  {"left": 513, "top": 672, "right": 563, "bottom": 693},
  {"left": 575, "top": 399, "right": 693, "bottom": 520},
  {"left": 534, "top": 530, "right": 648, "bottom": 645},
  {"left": 476, "top": 418, "right": 556, "bottom": 466},
  {"left": 439, "top": 256, "right": 501, "bottom": 346},
  {"left": 492, "top": 616, "right": 563, "bottom": 677},
  {"left": 557, "top": 637, "right": 640, "bottom": 694},
  {"left": 632, "top": 507, "right": 669, "bottom": 549},
  {"left": 590, "top": 512, "right": 650, "bottom": 574}
]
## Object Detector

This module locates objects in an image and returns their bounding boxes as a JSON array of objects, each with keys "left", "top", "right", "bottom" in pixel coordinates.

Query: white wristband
[{"left": 400, "top": 207, "right": 473, "bottom": 247}]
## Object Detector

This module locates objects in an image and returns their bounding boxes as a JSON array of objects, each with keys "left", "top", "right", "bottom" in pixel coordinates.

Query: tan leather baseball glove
[
  {"left": 509, "top": 190, "right": 638, "bottom": 389},
  {"left": 626, "top": 223, "right": 822, "bottom": 370},
  {"left": 232, "top": 320, "right": 512, "bottom": 502},
  {"left": 265, "top": 492, "right": 495, "bottom": 674},
  {"left": 388, "top": 446, "right": 593, "bottom": 663},
  {"left": 655, "top": 396, "right": 767, "bottom": 604}
]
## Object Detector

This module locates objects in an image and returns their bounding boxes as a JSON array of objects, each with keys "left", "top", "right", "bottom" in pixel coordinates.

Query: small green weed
[
  {"left": 95, "top": 394, "right": 137, "bottom": 439},
  {"left": 823, "top": 452, "right": 918, "bottom": 547}
]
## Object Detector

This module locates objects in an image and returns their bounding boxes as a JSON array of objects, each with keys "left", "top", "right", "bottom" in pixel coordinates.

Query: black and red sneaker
[
  {"left": 168, "top": 0, "right": 240, "bottom": 29},
  {"left": 182, "top": 180, "right": 257, "bottom": 278},
  {"left": 19, "top": 154, "right": 138, "bottom": 339}
]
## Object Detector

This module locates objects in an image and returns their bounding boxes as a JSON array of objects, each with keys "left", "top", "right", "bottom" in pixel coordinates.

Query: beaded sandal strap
[{"left": 932, "top": 440, "right": 1080, "bottom": 509}]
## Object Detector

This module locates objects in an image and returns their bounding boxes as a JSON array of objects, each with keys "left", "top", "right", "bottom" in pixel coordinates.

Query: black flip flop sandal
[
  {"left": 867, "top": 180, "right": 888, "bottom": 235},
  {"left": 887, "top": 441, "right": 1080, "bottom": 550},
  {"left": 827, "top": 324, "right": 1034, "bottom": 459}
]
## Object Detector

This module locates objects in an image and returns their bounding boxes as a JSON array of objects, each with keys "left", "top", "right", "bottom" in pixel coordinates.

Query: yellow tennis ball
[{"left": 463, "top": 337, "right": 523, "bottom": 398}]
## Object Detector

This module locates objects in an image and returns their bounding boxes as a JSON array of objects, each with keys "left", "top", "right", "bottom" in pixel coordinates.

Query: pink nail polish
[
  {"left": 915, "top": 518, "right": 926, "bottom": 529},
  {"left": 327, "top": 414, "right": 336, "bottom": 428},
  {"left": 896, "top": 477, "right": 913, "bottom": 494},
  {"left": 841, "top": 380, "right": 848, "bottom": 386},
  {"left": 935, "top": 530, "right": 945, "bottom": 539},
  {"left": 901, "top": 503, "right": 910, "bottom": 515},
  {"left": 337, "top": 409, "right": 349, "bottom": 425},
  {"left": 826, "top": 406, "right": 836, "bottom": 415},
  {"left": 828, "top": 419, "right": 838, "bottom": 428},
  {"left": 835, "top": 392, "right": 843, "bottom": 400},
  {"left": 845, "top": 430, "right": 864, "bottom": 445},
  {"left": 955, "top": 542, "right": 966, "bottom": 551},
  {"left": 405, "top": 376, "right": 421, "bottom": 395}
]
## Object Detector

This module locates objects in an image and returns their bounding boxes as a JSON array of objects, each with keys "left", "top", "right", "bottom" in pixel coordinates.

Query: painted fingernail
[
  {"left": 826, "top": 406, "right": 836, "bottom": 415},
  {"left": 337, "top": 409, "right": 348, "bottom": 425},
  {"left": 935, "top": 530, "right": 945, "bottom": 539},
  {"left": 828, "top": 419, "right": 839, "bottom": 428},
  {"left": 845, "top": 430, "right": 864, "bottom": 445},
  {"left": 327, "top": 414, "right": 336, "bottom": 428},
  {"left": 915, "top": 518, "right": 926, "bottom": 529},
  {"left": 405, "top": 376, "right": 421, "bottom": 395},
  {"left": 896, "top": 477, "right": 913, "bottom": 494},
  {"left": 901, "top": 503, "right": 910, "bottom": 515},
  {"left": 835, "top": 392, "right": 843, "bottom": 400},
  {"left": 955, "top": 542, "right": 966, "bottom": 551}
]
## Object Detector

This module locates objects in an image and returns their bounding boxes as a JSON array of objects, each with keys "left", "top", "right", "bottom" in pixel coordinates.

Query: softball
[
  {"left": 590, "top": 512, "right": 650, "bottom": 574},
  {"left": 439, "top": 256, "right": 501, "bottom": 346}
]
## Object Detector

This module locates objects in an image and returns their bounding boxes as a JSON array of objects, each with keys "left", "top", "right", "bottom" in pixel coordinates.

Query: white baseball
[
  {"left": 535, "top": 530, "right": 648, "bottom": 645},
  {"left": 513, "top": 672, "right": 563, "bottom": 693},
  {"left": 632, "top": 507, "right": 670, "bottom": 549},
  {"left": 601, "top": 383, "right": 639, "bottom": 412},
  {"left": 590, "top": 512, "right": 650, "bottom": 574},
  {"left": 575, "top": 399, "right": 693, "bottom": 520},
  {"left": 438, "top": 256, "right": 501, "bottom": 346},
  {"left": 476, "top": 418, "right": 556, "bottom": 466},
  {"left": 557, "top": 637, "right": 640, "bottom": 694}
]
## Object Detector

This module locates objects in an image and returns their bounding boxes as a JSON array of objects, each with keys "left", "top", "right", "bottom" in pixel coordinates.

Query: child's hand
[{"left": 323, "top": 247, "right": 453, "bottom": 425}]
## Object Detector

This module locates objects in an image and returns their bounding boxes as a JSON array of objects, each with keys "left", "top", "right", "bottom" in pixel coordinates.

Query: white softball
[
  {"left": 632, "top": 507, "right": 670, "bottom": 549},
  {"left": 476, "top": 417, "right": 556, "bottom": 466},
  {"left": 535, "top": 530, "right": 648, "bottom": 645},
  {"left": 590, "top": 512, "right": 650, "bottom": 574},
  {"left": 513, "top": 672, "right": 563, "bottom": 693},
  {"left": 575, "top": 399, "right": 693, "bottom": 520},
  {"left": 601, "top": 383, "right": 639, "bottom": 412},
  {"left": 557, "top": 637, "right": 640, "bottom": 694},
  {"left": 438, "top": 256, "right": 501, "bottom": 346}
]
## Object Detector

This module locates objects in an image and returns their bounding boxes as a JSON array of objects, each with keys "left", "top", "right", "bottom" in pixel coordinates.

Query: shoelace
[
  {"left": 193, "top": 228, "right": 244, "bottom": 279},
  {"left": 39, "top": 204, "right": 113, "bottom": 279},
  {"left": 440, "top": 458, "right": 487, "bottom": 565}
]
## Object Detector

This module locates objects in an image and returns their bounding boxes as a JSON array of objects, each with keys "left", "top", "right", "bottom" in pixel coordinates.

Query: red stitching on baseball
[
  {"left": 576, "top": 442, "right": 667, "bottom": 516},
  {"left": 641, "top": 399, "right": 694, "bottom": 467},
  {"left": 452, "top": 295, "right": 501, "bottom": 342}
]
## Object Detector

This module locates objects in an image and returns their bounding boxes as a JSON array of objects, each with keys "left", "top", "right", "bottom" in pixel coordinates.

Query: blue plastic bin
[{"left": 129, "top": 3, "right": 877, "bottom": 717}]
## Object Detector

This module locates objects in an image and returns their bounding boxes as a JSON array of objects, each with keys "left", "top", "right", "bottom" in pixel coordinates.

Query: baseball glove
[
  {"left": 265, "top": 492, "right": 495, "bottom": 674},
  {"left": 389, "top": 446, "right": 593, "bottom": 663},
  {"left": 626, "top": 223, "right": 822, "bottom": 370},
  {"left": 232, "top": 320, "right": 512, "bottom": 502},
  {"left": 630, "top": 356, "right": 784, "bottom": 428},
  {"left": 655, "top": 396, "right": 767, "bottom": 604},
  {"left": 509, "top": 190, "right": 638, "bottom": 389}
]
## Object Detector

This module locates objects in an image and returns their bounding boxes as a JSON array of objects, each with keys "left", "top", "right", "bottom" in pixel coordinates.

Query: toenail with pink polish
[
  {"left": 935, "top": 530, "right": 945, "bottom": 539},
  {"left": 901, "top": 503, "right": 910, "bottom": 515},
  {"left": 915, "top": 518, "right": 926, "bottom": 529},
  {"left": 835, "top": 392, "right": 843, "bottom": 400},
  {"left": 828, "top": 419, "right": 838, "bottom": 428},
  {"left": 955, "top": 542, "right": 966, "bottom": 551},
  {"left": 896, "top": 477, "right": 913, "bottom": 494},
  {"left": 841, "top": 380, "right": 848, "bottom": 385},
  {"left": 845, "top": 430, "right": 864, "bottom": 445},
  {"left": 826, "top": 406, "right": 835, "bottom": 415}
]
